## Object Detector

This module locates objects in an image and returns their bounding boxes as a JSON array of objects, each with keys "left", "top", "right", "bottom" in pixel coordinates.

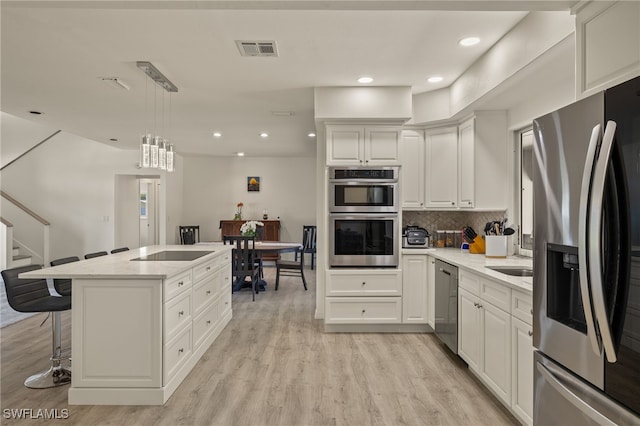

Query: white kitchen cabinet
[
  {"left": 402, "top": 254, "right": 428, "bottom": 324},
  {"left": 68, "top": 248, "right": 233, "bottom": 405},
  {"left": 400, "top": 130, "right": 425, "bottom": 208},
  {"left": 458, "top": 269, "right": 511, "bottom": 405},
  {"left": 576, "top": 1, "right": 640, "bottom": 98},
  {"left": 326, "top": 124, "right": 400, "bottom": 165},
  {"left": 427, "top": 255, "right": 436, "bottom": 328},
  {"left": 457, "top": 112, "right": 508, "bottom": 210},
  {"left": 458, "top": 118, "right": 475, "bottom": 207},
  {"left": 512, "top": 316, "right": 534, "bottom": 426},
  {"left": 458, "top": 268, "right": 534, "bottom": 420},
  {"left": 425, "top": 127, "right": 458, "bottom": 208},
  {"left": 481, "top": 299, "right": 511, "bottom": 405},
  {"left": 325, "top": 297, "right": 402, "bottom": 324},
  {"left": 458, "top": 287, "right": 481, "bottom": 372}
]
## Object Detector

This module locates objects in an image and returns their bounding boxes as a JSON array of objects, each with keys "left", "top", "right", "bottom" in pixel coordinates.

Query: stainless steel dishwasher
[{"left": 434, "top": 259, "right": 458, "bottom": 353}]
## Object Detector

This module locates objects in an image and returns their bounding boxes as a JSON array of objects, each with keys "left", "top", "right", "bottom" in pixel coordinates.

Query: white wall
[
  {"left": 0, "top": 128, "right": 184, "bottom": 261},
  {"left": 314, "top": 86, "right": 412, "bottom": 121},
  {"left": 181, "top": 155, "right": 317, "bottom": 247}
]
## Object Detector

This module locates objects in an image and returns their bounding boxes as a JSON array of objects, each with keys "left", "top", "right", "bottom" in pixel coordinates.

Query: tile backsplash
[{"left": 403, "top": 210, "right": 507, "bottom": 238}]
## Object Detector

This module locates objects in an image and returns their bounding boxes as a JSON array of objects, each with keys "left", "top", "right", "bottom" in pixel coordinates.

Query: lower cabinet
[
  {"left": 325, "top": 269, "right": 402, "bottom": 325},
  {"left": 69, "top": 248, "right": 233, "bottom": 405},
  {"left": 402, "top": 254, "right": 429, "bottom": 324},
  {"left": 458, "top": 269, "right": 532, "bottom": 424},
  {"left": 512, "top": 316, "right": 534, "bottom": 426}
]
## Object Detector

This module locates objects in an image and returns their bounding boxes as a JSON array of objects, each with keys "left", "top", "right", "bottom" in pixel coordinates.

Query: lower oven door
[{"left": 329, "top": 213, "right": 398, "bottom": 267}]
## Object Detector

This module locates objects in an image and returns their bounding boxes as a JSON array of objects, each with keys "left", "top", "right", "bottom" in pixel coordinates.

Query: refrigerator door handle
[
  {"left": 588, "top": 120, "right": 618, "bottom": 363},
  {"left": 537, "top": 360, "right": 617, "bottom": 426},
  {"left": 578, "top": 123, "right": 603, "bottom": 355}
]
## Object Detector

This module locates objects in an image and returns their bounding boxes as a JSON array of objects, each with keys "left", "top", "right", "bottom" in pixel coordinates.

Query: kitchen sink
[{"left": 487, "top": 266, "right": 534, "bottom": 277}]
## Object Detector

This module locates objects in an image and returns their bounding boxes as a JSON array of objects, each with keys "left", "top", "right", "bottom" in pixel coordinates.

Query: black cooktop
[{"left": 131, "top": 250, "right": 214, "bottom": 261}]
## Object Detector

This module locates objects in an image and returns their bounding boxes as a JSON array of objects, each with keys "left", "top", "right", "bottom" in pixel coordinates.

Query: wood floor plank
[{"left": 1, "top": 267, "right": 517, "bottom": 425}]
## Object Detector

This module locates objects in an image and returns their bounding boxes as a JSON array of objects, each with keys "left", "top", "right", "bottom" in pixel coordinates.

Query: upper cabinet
[
  {"left": 326, "top": 124, "right": 401, "bottom": 166},
  {"left": 425, "top": 127, "right": 458, "bottom": 208},
  {"left": 576, "top": 1, "right": 640, "bottom": 98},
  {"left": 399, "top": 130, "right": 425, "bottom": 208},
  {"left": 400, "top": 112, "right": 507, "bottom": 211}
]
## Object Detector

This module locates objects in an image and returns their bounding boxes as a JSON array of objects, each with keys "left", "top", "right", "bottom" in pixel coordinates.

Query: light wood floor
[{"left": 1, "top": 267, "right": 518, "bottom": 425}]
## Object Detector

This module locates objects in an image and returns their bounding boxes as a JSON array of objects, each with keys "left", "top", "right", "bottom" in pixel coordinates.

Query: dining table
[{"left": 198, "top": 241, "right": 303, "bottom": 291}]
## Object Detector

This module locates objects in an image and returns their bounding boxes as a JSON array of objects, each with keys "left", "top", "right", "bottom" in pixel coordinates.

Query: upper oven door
[{"left": 330, "top": 182, "right": 398, "bottom": 213}]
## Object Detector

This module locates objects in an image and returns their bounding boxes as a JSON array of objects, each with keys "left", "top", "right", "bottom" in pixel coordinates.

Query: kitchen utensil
[{"left": 503, "top": 227, "right": 515, "bottom": 236}]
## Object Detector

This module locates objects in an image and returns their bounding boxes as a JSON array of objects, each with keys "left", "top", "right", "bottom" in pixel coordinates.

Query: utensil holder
[{"left": 485, "top": 235, "right": 508, "bottom": 258}]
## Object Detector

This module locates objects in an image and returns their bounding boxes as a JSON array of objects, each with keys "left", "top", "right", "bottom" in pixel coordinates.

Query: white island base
[{"left": 21, "top": 245, "right": 233, "bottom": 405}]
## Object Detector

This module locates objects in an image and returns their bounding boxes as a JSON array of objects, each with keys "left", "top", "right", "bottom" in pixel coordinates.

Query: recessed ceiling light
[
  {"left": 357, "top": 76, "right": 374, "bottom": 84},
  {"left": 212, "top": 132, "right": 222, "bottom": 138},
  {"left": 428, "top": 76, "right": 443, "bottom": 83},
  {"left": 237, "top": 152, "right": 245, "bottom": 157},
  {"left": 308, "top": 132, "right": 316, "bottom": 138},
  {"left": 459, "top": 37, "right": 480, "bottom": 47},
  {"left": 29, "top": 110, "right": 43, "bottom": 115},
  {"left": 260, "top": 132, "right": 269, "bottom": 138}
]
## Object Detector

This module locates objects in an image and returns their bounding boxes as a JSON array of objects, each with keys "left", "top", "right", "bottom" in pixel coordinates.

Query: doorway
[{"left": 114, "top": 175, "right": 161, "bottom": 249}]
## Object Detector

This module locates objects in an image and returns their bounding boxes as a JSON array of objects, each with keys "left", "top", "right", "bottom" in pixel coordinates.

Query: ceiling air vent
[{"left": 236, "top": 40, "right": 278, "bottom": 57}]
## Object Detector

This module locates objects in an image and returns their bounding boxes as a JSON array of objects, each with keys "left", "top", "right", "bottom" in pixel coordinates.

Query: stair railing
[{"left": 0, "top": 191, "right": 50, "bottom": 267}]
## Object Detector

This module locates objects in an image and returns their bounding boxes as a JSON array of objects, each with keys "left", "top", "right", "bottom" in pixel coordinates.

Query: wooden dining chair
[
  {"left": 276, "top": 238, "right": 308, "bottom": 291},
  {"left": 179, "top": 226, "right": 200, "bottom": 245},
  {"left": 295, "top": 225, "right": 317, "bottom": 270},
  {"left": 223, "top": 235, "right": 261, "bottom": 301}
]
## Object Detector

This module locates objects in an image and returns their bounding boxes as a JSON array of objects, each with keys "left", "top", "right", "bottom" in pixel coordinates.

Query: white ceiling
[{"left": 1, "top": 1, "right": 576, "bottom": 158}]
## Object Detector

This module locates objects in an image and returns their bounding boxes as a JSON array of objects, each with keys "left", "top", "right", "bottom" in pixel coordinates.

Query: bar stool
[
  {"left": 84, "top": 251, "right": 108, "bottom": 259},
  {"left": 1, "top": 265, "right": 72, "bottom": 388},
  {"left": 50, "top": 256, "right": 80, "bottom": 296}
]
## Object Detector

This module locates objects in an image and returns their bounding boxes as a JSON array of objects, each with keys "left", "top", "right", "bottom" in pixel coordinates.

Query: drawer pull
[
  {"left": 206, "top": 290, "right": 211, "bottom": 295},
  {"left": 206, "top": 266, "right": 211, "bottom": 271},
  {"left": 178, "top": 348, "right": 184, "bottom": 354},
  {"left": 362, "top": 281, "right": 366, "bottom": 286},
  {"left": 477, "top": 304, "right": 483, "bottom": 309},
  {"left": 528, "top": 330, "right": 533, "bottom": 336},
  {"left": 206, "top": 320, "right": 211, "bottom": 325},
  {"left": 473, "top": 302, "right": 478, "bottom": 308},
  {"left": 178, "top": 281, "right": 184, "bottom": 287},
  {"left": 178, "top": 310, "right": 184, "bottom": 316},
  {"left": 361, "top": 309, "right": 366, "bottom": 314}
]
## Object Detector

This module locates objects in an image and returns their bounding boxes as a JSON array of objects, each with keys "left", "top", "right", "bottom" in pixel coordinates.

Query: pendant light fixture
[{"left": 137, "top": 61, "right": 178, "bottom": 172}]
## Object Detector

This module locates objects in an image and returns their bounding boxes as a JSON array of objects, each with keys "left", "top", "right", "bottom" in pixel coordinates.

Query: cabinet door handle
[
  {"left": 178, "top": 348, "right": 184, "bottom": 354},
  {"left": 478, "top": 304, "right": 483, "bottom": 309},
  {"left": 361, "top": 309, "right": 366, "bottom": 314},
  {"left": 473, "top": 302, "right": 478, "bottom": 307},
  {"left": 528, "top": 330, "right": 533, "bottom": 337},
  {"left": 206, "top": 290, "right": 211, "bottom": 295},
  {"left": 362, "top": 281, "right": 366, "bottom": 286},
  {"left": 178, "top": 281, "right": 184, "bottom": 287},
  {"left": 206, "top": 266, "right": 211, "bottom": 271},
  {"left": 451, "top": 201, "right": 455, "bottom": 205},
  {"left": 178, "top": 310, "right": 184, "bottom": 316},
  {"left": 206, "top": 320, "right": 211, "bottom": 325}
]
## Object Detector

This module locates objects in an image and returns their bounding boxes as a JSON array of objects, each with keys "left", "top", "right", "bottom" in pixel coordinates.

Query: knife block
[{"left": 469, "top": 236, "right": 486, "bottom": 254}]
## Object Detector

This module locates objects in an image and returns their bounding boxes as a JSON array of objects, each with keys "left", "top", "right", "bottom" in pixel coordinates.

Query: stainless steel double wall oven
[{"left": 329, "top": 166, "right": 399, "bottom": 267}]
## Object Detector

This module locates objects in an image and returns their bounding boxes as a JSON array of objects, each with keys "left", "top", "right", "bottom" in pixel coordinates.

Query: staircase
[{"left": 11, "top": 246, "right": 32, "bottom": 267}]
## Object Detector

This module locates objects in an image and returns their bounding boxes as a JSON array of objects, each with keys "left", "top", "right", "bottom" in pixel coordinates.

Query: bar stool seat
[{"left": 1, "top": 265, "right": 72, "bottom": 388}]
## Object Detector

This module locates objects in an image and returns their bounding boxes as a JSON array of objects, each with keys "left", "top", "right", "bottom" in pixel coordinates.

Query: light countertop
[
  {"left": 403, "top": 247, "right": 533, "bottom": 294},
  {"left": 20, "top": 244, "right": 232, "bottom": 280}
]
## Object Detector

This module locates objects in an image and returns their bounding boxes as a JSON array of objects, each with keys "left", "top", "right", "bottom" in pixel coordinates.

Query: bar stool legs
[{"left": 25, "top": 312, "right": 71, "bottom": 388}]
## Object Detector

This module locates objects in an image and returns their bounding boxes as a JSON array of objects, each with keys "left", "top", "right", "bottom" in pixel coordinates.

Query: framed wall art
[{"left": 247, "top": 176, "right": 260, "bottom": 192}]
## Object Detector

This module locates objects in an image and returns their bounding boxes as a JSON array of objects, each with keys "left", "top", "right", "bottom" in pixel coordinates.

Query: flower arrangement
[
  {"left": 240, "top": 220, "right": 263, "bottom": 237},
  {"left": 234, "top": 202, "right": 244, "bottom": 220}
]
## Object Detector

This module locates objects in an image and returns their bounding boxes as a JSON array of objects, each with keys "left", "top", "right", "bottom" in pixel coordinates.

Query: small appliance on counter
[{"left": 402, "top": 225, "right": 430, "bottom": 248}]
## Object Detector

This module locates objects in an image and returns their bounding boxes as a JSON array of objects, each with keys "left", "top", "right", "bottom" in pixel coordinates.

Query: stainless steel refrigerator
[{"left": 533, "top": 75, "right": 640, "bottom": 425}]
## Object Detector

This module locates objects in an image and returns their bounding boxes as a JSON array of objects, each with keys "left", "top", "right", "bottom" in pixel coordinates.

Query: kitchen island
[{"left": 20, "top": 245, "right": 233, "bottom": 405}]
